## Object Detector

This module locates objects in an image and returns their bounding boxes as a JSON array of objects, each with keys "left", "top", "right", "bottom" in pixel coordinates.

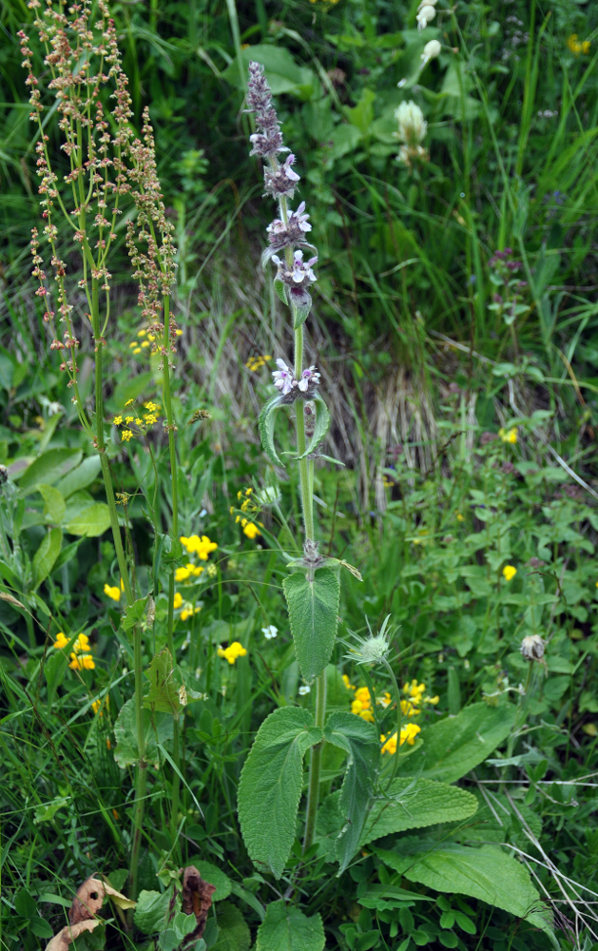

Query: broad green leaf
[
  {"left": 225, "top": 46, "right": 317, "bottom": 98},
  {"left": 113, "top": 697, "right": 174, "bottom": 768},
  {"left": 54, "top": 454, "right": 101, "bottom": 498},
  {"left": 134, "top": 889, "right": 171, "bottom": 934},
  {"left": 283, "top": 564, "right": 340, "bottom": 682},
  {"left": 323, "top": 712, "right": 379, "bottom": 870},
  {"left": 121, "top": 596, "right": 149, "bottom": 631},
  {"left": 145, "top": 648, "right": 181, "bottom": 714},
  {"left": 361, "top": 778, "right": 478, "bottom": 845},
  {"left": 32, "top": 527, "right": 62, "bottom": 589},
  {"left": 377, "top": 843, "right": 556, "bottom": 942},
  {"left": 296, "top": 394, "right": 330, "bottom": 460},
  {"left": 258, "top": 393, "right": 286, "bottom": 468},
  {"left": 399, "top": 702, "right": 516, "bottom": 782},
  {"left": 292, "top": 297, "right": 312, "bottom": 329},
  {"left": 185, "top": 859, "right": 231, "bottom": 902},
  {"left": 255, "top": 900, "right": 325, "bottom": 951},
  {"left": 211, "top": 901, "right": 251, "bottom": 951},
  {"left": 38, "top": 484, "right": 66, "bottom": 523},
  {"left": 238, "top": 707, "right": 322, "bottom": 878},
  {"left": 64, "top": 501, "right": 111, "bottom": 537},
  {"left": 17, "top": 448, "right": 82, "bottom": 491}
]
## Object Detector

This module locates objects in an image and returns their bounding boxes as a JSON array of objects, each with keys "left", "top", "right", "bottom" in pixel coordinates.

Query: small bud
[
  {"left": 521, "top": 634, "right": 545, "bottom": 661},
  {"left": 421, "top": 39, "right": 442, "bottom": 65}
]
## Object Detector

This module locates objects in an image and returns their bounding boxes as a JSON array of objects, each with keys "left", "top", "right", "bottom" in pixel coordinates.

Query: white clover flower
[
  {"left": 257, "top": 485, "right": 281, "bottom": 507},
  {"left": 421, "top": 39, "right": 441, "bottom": 65},
  {"left": 417, "top": 4, "right": 436, "bottom": 30},
  {"left": 261, "top": 625, "right": 278, "bottom": 640},
  {"left": 395, "top": 101, "right": 428, "bottom": 146},
  {"left": 298, "top": 684, "right": 311, "bottom": 695}
]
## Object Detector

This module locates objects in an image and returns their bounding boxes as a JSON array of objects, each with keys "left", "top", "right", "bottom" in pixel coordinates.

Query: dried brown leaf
[
  {"left": 45, "top": 919, "right": 101, "bottom": 950},
  {"left": 181, "top": 865, "right": 216, "bottom": 943}
]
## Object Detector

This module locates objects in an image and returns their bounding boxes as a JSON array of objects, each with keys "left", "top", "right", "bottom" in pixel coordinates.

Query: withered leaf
[
  {"left": 45, "top": 919, "right": 102, "bottom": 951},
  {"left": 69, "top": 875, "right": 135, "bottom": 924},
  {"left": 181, "top": 865, "right": 216, "bottom": 943}
]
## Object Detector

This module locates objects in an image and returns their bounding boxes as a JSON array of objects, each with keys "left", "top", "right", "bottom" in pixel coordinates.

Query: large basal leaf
[
  {"left": 377, "top": 843, "right": 556, "bottom": 943},
  {"left": 323, "top": 712, "right": 379, "bottom": 871},
  {"left": 255, "top": 900, "right": 325, "bottom": 951},
  {"left": 399, "top": 702, "right": 516, "bottom": 783},
  {"left": 361, "top": 777, "right": 478, "bottom": 846},
  {"left": 283, "top": 564, "right": 340, "bottom": 682},
  {"left": 258, "top": 393, "right": 286, "bottom": 468},
  {"left": 237, "top": 707, "right": 322, "bottom": 878}
]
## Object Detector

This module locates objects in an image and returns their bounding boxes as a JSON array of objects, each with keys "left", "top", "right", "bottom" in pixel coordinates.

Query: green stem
[
  {"left": 161, "top": 294, "right": 182, "bottom": 841},
  {"left": 90, "top": 279, "right": 145, "bottom": 899},
  {"left": 302, "top": 668, "right": 326, "bottom": 854}
]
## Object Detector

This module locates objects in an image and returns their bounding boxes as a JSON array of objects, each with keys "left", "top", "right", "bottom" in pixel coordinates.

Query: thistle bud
[{"left": 521, "top": 634, "right": 545, "bottom": 662}]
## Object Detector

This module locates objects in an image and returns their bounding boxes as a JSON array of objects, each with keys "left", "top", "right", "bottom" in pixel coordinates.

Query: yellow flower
[
  {"left": 342, "top": 674, "right": 355, "bottom": 691},
  {"left": 380, "top": 722, "right": 422, "bottom": 755},
  {"left": 217, "top": 641, "right": 247, "bottom": 664},
  {"left": 125, "top": 398, "right": 135, "bottom": 406},
  {"left": 173, "top": 592, "right": 183, "bottom": 610},
  {"left": 502, "top": 564, "right": 517, "bottom": 582},
  {"left": 243, "top": 522, "right": 261, "bottom": 540},
  {"left": 121, "top": 430, "right": 133, "bottom": 442},
  {"left": 180, "top": 606, "right": 201, "bottom": 621},
  {"left": 104, "top": 583, "right": 121, "bottom": 602},
  {"left": 180, "top": 534, "right": 218, "bottom": 560},
  {"left": 567, "top": 33, "right": 590, "bottom": 55},
  {"left": 499, "top": 427, "right": 518, "bottom": 444},
  {"left": 69, "top": 653, "right": 95, "bottom": 671},
  {"left": 92, "top": 696, "right": 109, "bottom": 716},
  {"left": 52, "top": 631, "right": 69, "bottom": 649},
  {"left": 113, "top": 415, "right": 123, "bottom": 426},
  {"left": 125, "top": 416, "right": 134, "bottom": 424},
  {"left": 175, "top": 566, "right": 191, "bottom": 583}
]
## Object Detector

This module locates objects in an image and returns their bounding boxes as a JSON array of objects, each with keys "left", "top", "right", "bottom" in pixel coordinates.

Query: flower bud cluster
[{"left": 246, "top": 61, "right": 321, "bottom": 394}]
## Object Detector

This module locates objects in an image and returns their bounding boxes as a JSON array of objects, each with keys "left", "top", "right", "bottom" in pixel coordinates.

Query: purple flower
[
  {"left": 264, "top": 154, "right": 301, "bottom": 199},
  {"left": 297, "top": 366, "right": 321, "bottom": 391},
  {"left": 266, "top": 201, "right": 312, "bottom": 252},
  {"left": 271, "top": 358, "right": 321, "bottom": 400},
  {"left": 272, "top": 359, "right": 294, "bottom": 395}
]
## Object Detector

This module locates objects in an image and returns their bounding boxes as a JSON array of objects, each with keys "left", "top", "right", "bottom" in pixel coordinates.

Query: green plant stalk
[
  {"left": 292, "top": 319, "right": 325, "bottom": 856},
  {"left": 161, "top": 292, "right": 182, "bottom": 838},
  {"left": 89, "top": 278, "right": 146, "bottom": 899}
]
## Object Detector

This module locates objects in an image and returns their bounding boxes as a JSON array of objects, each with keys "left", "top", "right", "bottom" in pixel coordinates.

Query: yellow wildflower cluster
[
  {"left": 217, "top": 641, "right": 247, "bottom": 664},
  {"left": 129, "top": 327, "right": 182, "bottom": 357},
  {"left": 104, "top": 578, "right": 124, "bottom": 602},
  {"left": 112, "top": 400, "right": 161, "bottom": 443},
  {"left": 172, "top": 533, "right": 218, "bottom": 622},
  {"left": 230, "top": 488, "right": 263, "bottom": 540},
  {"left": 567, "top": 34, "right": 590, "bottom": 55},
  {"left": 502, "top": 564, "right": 517, "bottom": 582},
  {"left": 381, "top": 724, "right": 421, "bottom": 754},
  {"left": 499, "top": 426, "right": 518, "bottom": 444},
  {"left": 52, "top": 632, "right": 95, "bottom": 670},
  {"left": 344, "top": 676, "right": 438, "bottom": 755},
  {"left": 245, "top": 354, "right": 272, "bottom": 372},
  {"left": 180, "top": 534, "right": 218, "bottom": 560}
]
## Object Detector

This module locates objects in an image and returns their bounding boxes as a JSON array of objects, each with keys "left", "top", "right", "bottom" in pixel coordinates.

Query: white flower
[
  {"left": 395, "top": 101, "right": 428, "bottom": 145},
  {"left": 261, "top": 625, "right": 278, "bottom": 640},
  {"left": 298, "top": 684, "right": 311, "bottom": 695},
  {"left": 421, "top": 39, "right": 441, "bottom": 65},
  {"left": 417, "top": 4, "right": 436, "bottom": 30}
]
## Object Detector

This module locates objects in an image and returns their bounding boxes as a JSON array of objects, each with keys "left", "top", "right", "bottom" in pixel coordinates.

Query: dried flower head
[{"left": 521, "top": 634, "right": 545, "bottom": 662}]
